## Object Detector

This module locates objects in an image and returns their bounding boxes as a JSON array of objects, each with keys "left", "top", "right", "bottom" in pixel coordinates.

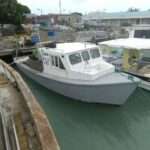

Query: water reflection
[{"left": 22, "top": 74, "right": 150, "bottom": 150}]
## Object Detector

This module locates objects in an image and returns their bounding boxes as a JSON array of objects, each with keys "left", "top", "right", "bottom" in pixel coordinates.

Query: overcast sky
[{"left": 18, "top": 0, "right": 150, "bottom": 14}]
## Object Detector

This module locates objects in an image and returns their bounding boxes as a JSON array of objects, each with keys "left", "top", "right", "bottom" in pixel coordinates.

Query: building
[
  {"left": 26, "top": 13, "right": 82, "bottom": 27},
  {"left": 50, "top": 12, "right": 82, "bottom": 26},
  {"left": 84, "top": 11, "right": 150, "bottom": 27},
  {"left": 25, "top": 14, "right": 52, "bottom": 25}
]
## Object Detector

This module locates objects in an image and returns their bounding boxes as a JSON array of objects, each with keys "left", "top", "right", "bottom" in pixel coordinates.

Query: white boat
[
  {"left": 99, "top": 38, "right": 150, "bottom": 91},
  {"left": 14, "top": 42, "right": 140, "bottom": 105}
]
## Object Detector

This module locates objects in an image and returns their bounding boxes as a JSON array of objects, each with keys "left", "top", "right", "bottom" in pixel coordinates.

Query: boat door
[
  {"left": 48, "top": 55, "right": 67, "bottom": 77},
  {"left": 123, "top": 49, "right": 139, "bottom": 71},
  {"left": 41, "top": 52, "right": 51, "bottom": 72}
]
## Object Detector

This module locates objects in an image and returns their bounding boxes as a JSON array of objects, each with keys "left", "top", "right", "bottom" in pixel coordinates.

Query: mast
[{"left": 59, "top": 0, "right": 62, "bottom": 14}]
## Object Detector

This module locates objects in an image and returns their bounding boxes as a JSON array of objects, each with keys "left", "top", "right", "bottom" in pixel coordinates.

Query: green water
[{"left": 22, "top": 75, "right": 150, "bottom": 150}]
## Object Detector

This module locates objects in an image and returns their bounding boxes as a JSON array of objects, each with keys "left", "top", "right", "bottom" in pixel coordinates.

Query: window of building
[
  {"left": 69, "top": 53, "right": 82, "bottom": 65},
  {"left": 90, "top": 48, "right": 100, "bottom": 59},
  {"left": 136, "top": 19, "right": 140, "bottom": 24}
]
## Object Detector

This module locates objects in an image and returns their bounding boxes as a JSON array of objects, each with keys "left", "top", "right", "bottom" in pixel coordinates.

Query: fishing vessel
[
  {"left": 15, "top": 42, "right": 139, "bottom": 105},
  {"left": 0, "top": 59, "right": 59, "bottom": 150},
  {"left": 100, "top": 38, "right": 150, "bottom": 91}
]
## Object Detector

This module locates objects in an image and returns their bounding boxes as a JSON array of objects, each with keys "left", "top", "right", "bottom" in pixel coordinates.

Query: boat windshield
[
  {"left": 69, "top": 53, "right": 82, "bottom": 65},
  {"left": 141, "top": 51, "right": 150, "bottom": 62},
  {"left": 69, "top": 48, "right": 100, "bottom": 65},
  {"left": 81, "top": 51, "right": 90, "bottom": 61},
  {"left": 90, "top": 48, "right": 100, "bottom": 59},
  {"left": 141, "top": 57, "right": 150, "bottom": 62}
]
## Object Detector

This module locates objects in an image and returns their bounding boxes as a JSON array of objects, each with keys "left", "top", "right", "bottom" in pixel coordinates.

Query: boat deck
[
  {"left": 0, "top": 75, "right": 41, "bottom": 150},
  {"left": 24, "top": 58, "right": 43, "bottom": 72}
]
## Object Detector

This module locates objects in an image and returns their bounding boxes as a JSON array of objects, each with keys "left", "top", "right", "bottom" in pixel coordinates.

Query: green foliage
[
  {"left": 14, "top": 3, "right": 31, "bottom": 25},
  {"left": 0, "top": 0, "right": 17, "bottom": 24},
  {"left": 0, "top": 0, "right": 30, "bottom": 26}
]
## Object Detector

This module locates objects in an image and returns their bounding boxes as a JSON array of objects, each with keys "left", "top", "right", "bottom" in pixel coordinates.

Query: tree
[
  {"left": 13, "top": 3, "right": 31, "bottom": 25},
  {"left": 0, "top": 0, "right": 17, "bottom": 25},
  {"left": 0, "top": 0, "right": 30, "bottom": 32}
]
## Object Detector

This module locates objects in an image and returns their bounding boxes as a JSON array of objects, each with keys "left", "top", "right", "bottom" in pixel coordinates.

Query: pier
[
  {"left": 0, "top": 47, "right": 35, "bottom": 57},
  {"left": 0, "top": 47, "right": 34, "bottom": 63}
]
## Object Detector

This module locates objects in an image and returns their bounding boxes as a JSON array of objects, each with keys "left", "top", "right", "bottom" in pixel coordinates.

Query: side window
[
  {"left": 55, "top": 56, "right": 59, "bottom": 67},
  {"left": 51, "top": 55, "right": 65, "bottom": 70},
  {"left": 51, "top": 56, "right": 55, "bottom": 66},
  {"left": 90, "top": 48, "right": 100, "bottom": 59},
  {"left": 59, "top": 58, "right": 65, "bottom": 70},
  {"left": 69, "top": 53, "right": 82, "bottom": 65}
]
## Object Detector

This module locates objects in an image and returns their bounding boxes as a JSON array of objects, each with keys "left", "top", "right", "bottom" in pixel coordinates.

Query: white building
[{"left": 84, "top": 11, "right": 150, "bottom": 27}]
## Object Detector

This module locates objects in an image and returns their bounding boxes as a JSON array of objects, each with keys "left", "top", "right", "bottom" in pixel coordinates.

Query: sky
[{"left": 18, "top": 0, "right": 150, "bottom": 14}]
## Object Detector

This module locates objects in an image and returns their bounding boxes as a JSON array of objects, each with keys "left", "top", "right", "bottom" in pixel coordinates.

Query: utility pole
[{"left": 59, "top": 0, "right": 62, "bottom": 14}]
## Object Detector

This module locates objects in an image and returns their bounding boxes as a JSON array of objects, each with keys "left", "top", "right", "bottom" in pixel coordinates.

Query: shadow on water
[{"left": 21, "top": 73, "right": 150, "bottom": 150}]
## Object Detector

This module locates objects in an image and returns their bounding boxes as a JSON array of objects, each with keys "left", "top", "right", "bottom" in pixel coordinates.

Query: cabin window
[
  {"left": 141, "top": 51, "right": 150, "bottom": 62},
  {"left": 59, "top": 58, "right": 65, "bottom": 69},
  {"left": 55, "top": 56, "right": 59, "bottom": 67},
  {"left": 51, "top": 56, "right": 55, "bottom": 66},
  {"left": 141, "top": 57, "right": 150, "bottom": 62},
  {"left": 134, "top": 30, "right": 150, "bottom": 38},
  {"left": 90, "top": 48, "right": 100, "bottom": 59},
  {"left": 81, "top": 51, "right": 90, "bottom": 61},
  {"left": 51, "top": 56, "right": 65, "bottom": 70},
  {"left": 69, "top": 53, "right": 82, "bottom": 65}
]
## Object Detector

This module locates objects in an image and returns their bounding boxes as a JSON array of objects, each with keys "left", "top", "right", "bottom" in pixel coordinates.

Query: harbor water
[{"left": 22, "top": 74, "right": 150, "bottom": 150}]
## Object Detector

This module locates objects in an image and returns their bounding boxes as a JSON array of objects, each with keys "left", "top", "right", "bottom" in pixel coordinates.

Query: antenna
[{"left": 59, "top": 0, "right": 62, "bottom": 14}]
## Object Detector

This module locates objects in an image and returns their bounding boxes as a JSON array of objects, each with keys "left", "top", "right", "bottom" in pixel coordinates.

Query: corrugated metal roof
[{"left": 84, "top": 11, "right": 150, "bottom": 20}]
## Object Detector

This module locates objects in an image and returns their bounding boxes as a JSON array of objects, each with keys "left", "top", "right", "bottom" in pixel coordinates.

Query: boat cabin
[
  {"left": 99, "top": 38, "right": 150, "bottom": 78},
  {"left": 36, "top": 42, "right": 114, "bottom": 80},
  {"left": 128, "top": 25, "right": 150, "bottom": 39}
]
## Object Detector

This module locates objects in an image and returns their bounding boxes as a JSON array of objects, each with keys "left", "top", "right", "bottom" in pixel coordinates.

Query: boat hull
[
  {"left": 139, "top": 80, "right": 150, "bottom": 91},
  {"left": 16, "top": 63, "right": 139, "bottom": 105}
]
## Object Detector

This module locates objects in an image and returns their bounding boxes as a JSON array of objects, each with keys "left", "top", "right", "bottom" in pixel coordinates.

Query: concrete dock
[{"left": 0, "top": 47, "right": 34, "bottom": 57}]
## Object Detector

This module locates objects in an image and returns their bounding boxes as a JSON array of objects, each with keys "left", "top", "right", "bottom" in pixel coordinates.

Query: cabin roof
[
  {"left": 99, "top": 38, "right": 150, "bottom": 50},
  {"left": 49, "top": 42, "right": 98, "bottom": 54}
]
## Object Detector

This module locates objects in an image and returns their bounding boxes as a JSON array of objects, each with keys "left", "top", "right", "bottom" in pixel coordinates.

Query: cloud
[{"left": 18, "top": 0, "right": 150, "bottom": 14}]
